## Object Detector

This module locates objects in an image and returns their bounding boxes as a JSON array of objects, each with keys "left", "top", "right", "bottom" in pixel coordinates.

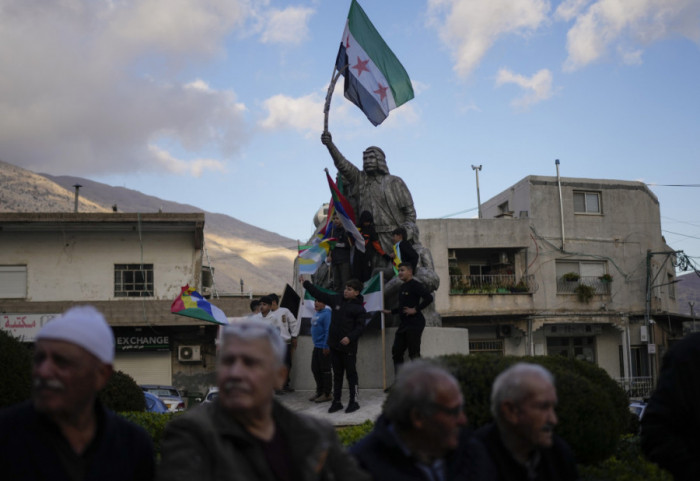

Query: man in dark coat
[
  {"left": 302, "top": 277, "right": 366, "bottom": 414},
  {"left": 641, "top": 331, "right": 700, "bottom": 480},
  {"left": 350, "top": 360, "right": 496, "bottom": 480},
  {"left": 158, "top": 321, "right": 369, "bottom": 481},
  {"left": 476, "top": 363, "right": 579, "bottom": 481},
  {"left": 383, "top": 262, "right": 433, "bottom": 374},
  {"left": 0, "top": 305, "right": 154, "bottom": 481}
]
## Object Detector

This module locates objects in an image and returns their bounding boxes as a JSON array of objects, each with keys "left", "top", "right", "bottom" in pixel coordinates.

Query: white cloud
[
  {"left": 0, "top": 0, "right": 256, "bottom": 176},
  {"left": 259, "top": 92, "right": 325, "bottom": 133},
  {"left": 561, "top": 0, "right": 700, "bottom": 71},
  {"left": 496, "top": 68, "right": 555, "bottom": 109},
  {"left": 149, "top": 145, "right": 227, "bottom": 177},
  {"left": 427, "top": 0, "right": 550, "bottom": 78},
  {"left": 260, "top": 6, "right": 315, "bottom": 45}
]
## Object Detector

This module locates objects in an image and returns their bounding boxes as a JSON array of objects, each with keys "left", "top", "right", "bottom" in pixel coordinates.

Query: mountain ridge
[{"left": 1, "top": 160, "right": 297, "bottom": 293}]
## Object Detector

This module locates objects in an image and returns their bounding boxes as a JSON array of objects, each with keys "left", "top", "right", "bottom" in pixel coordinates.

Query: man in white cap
[{"left": 0, "top": 305, "right": 155, "bottom": 480}]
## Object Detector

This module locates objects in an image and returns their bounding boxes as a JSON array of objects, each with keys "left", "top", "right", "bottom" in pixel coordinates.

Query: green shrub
[
  {"left": 0, "top": 330, "right": 32, "bottom": 408},
  {"left": 579, "top": 435, "right": 672, "bottom": 481},
  {"left": 120, "top": 411, "right": 178, "bottom": 456},
  {"left": 337, "top": 420, "right": 373, "bottom": 447},
  {"left": 438, "top": 354, "right": 629, "bottom": 465},
  {"left": 99, "top": 370, "right": 145, "bottom": 412}
]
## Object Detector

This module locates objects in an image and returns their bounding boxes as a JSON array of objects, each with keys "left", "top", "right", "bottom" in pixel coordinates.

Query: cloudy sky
[{"left": 2, "top": 0, "right": 699, "bottom": 268}]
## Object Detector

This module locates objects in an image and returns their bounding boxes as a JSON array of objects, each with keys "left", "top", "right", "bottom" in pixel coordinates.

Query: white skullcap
[{"left": 36, "top": 305, "right": 115, "bottom": 364}]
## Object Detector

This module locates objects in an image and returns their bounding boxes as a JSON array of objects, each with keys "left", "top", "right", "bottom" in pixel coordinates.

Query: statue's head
[{"left": 363, "top": 146, "right": 389, "bottom": 176}]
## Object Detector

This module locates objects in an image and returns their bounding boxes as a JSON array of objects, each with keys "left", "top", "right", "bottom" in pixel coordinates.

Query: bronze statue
[{"left": 321, "top": 131, "right": 416, "bottom": 259}]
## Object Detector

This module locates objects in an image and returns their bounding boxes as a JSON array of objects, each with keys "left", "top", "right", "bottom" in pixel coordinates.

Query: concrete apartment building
[
  {"left": 0, "top": 212, "right": 250, "bottom": 398},
  {"left": 418, "top": 175, "right": 685, "bottom": 397}
]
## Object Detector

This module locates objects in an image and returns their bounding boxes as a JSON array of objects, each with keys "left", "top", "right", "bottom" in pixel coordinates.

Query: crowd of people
[{"left": 1, "top": 304, "right": 696, "bottom": 481}]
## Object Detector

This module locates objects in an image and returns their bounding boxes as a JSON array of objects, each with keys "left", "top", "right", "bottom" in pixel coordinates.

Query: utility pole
[{"left": 471, "top": 165, "right": 482, "bottom": 219}]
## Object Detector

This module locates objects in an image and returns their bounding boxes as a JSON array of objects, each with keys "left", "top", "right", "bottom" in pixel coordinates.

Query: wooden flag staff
[{"left": 323, "top": 65, "right": 348, "bottom": 133}]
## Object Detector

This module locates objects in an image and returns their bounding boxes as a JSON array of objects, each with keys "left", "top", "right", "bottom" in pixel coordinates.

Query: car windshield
[{"left": 207, "top": 392, "right": 218, "bottom": 401}]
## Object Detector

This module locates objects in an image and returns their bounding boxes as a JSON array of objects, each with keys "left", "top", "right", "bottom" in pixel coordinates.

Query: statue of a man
[{"left": 321, "top": 131, "right": 417, "bottom": 257}]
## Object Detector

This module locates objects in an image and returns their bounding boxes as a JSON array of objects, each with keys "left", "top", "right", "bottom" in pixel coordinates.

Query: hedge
[
  {"left": 0, "top": 330, "right": 33, "bottom": 408},
  {"left": 120, "top": 411, "right": 179, "bottom": 455},
  {"left": 439, "top": 354, "right": 630, "bottom": 464},
  {"left": 99, "top": 370, "right": 145, "bottom": 412}
]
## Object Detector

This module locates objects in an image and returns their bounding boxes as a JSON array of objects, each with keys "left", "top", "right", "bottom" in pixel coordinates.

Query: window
[
  {"left": 556, "top": 260, "right": 608, "bottom": 294},
  {"left": 114, "top": 264, "right": 154, "bottom": 297},
  {"left": 0, "top": 265, "right": 27, "bottom": 299},
  {"left": 573, "top": 191, "right": 601, "bottom": 214},
  {"left": 547, "top": 336, "right": 596, "bottom": 363},
  {"left": 469, "top": 339, "right": 504, "bottom": 355},
  {"left": 667, "top": 273, "right": 676, "bottom": 299}
]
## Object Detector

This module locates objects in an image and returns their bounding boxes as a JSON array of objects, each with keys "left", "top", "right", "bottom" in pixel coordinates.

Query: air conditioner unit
[
  {"left": 448, "top": 249, "right": 457, "bottom": 260},
  {"left": 178, "top": 345, "right": 201, "bottom": 362}
]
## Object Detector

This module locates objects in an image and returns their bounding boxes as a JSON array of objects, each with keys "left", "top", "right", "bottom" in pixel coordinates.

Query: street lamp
[{"left": 471, "top": 165, "right": 482, "bottom": 219}]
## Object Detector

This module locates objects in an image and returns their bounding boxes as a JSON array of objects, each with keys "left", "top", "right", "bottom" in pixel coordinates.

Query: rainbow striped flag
[
  {"left": 325, "top": 171, "right": 365, "bottom": 252},
  {"left": 171, "top": 285, "right": 228, "bottom": 325}
]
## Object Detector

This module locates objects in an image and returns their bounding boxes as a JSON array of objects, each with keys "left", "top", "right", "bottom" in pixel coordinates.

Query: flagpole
[
  {"left": 323, "top": 65, "right": 348, "bottom": 133},
  {"left": 380, "top": 270, "right": 386, "bottom": 391}
]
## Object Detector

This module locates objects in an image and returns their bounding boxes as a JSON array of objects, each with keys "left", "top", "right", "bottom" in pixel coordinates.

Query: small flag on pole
[
  {"left": 171, "top": 285, "right": 228, "bottom": 325},
  {"left": 326, "top": 170, "right": 365, "bottom": 253},
  {"left": 335, "top": 0, "right": 414, "bottom": 126}
]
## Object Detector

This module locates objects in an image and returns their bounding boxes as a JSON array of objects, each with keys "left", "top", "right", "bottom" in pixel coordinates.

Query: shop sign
[
  {"left": 115, "top": 328, "right": 170, "bottom": 351},
  {"left": 1, "top": 314, "right": 60, "bottom": 342}
]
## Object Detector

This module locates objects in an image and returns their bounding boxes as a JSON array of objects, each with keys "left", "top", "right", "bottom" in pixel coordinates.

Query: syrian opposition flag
[
  {"left": 335, "top": 0, "right": 414, "bottom": 126},
  {"left": 361, "top": 272, "right": 383, "bottom": 313}
]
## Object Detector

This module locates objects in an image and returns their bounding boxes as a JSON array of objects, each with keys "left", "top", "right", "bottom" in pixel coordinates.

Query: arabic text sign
[{"left": 1, "top": 314, "right": 60, "bottom": 342}]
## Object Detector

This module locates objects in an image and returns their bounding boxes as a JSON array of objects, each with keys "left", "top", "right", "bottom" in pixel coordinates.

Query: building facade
[
  {"left": 0, "top": 212, "right": 250, "bottom": 400},
  {"left": 418, "top": 176, "right": 684, "bottom": 396}
]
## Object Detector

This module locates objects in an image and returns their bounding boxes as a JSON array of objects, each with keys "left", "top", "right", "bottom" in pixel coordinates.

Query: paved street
[{"left": 276, "top": 389, "right": 385, "bottom": 426}]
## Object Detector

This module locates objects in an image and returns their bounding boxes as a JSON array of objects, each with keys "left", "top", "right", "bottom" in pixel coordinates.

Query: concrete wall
[
  {"left": 290, "top": 327, "right": 470, "bottom": 390},
  {"left": 2, "top": 230, "right": 199, "bottom": 302}
]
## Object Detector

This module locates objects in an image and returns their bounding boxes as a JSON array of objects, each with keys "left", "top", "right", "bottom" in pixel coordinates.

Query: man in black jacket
[
  {"left": 0, "top": 305, "right": 154, "bottom": 481},
  {"left": 641, "top": 331, "right": 700, "bottom": 480},
  {"left": 302, "top": 277, "right": 366, "bottom": 414},
  {"left": 476, "top": 363, "right": 579, "bottom": 481},
  {"left": 350, "top": 360, "right": 496, "bottom": 480},
  {"left": 383, "top": 262, "right": 433, "bottom": 374}
]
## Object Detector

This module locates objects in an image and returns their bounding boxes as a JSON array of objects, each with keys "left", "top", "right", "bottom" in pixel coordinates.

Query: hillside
[{"left": 0, "top": 160, "right": 297, "bottom": 293}]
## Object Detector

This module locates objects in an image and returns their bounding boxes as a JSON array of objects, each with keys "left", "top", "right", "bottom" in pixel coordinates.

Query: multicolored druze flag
[
  {"left": 171, "top": 285, "right": 228, "bottom": 325},
  {"left": 326, "top": 170, "right": 365, "bottom": 252},
  {"left": 298, "top": 237, "right": 336, "bottom": 275},
  {"left": 335, "top": 0, "right": 414, "bottom": 126}
]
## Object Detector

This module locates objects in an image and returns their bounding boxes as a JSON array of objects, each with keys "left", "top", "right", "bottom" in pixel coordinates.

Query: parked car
[
  {"left": 140, "top": 385, "right": 185, "bottom": 412},
  {"left": 629, "top": 400, "right": 647, "bottom": 420},
  {"left": 203, "top": 387, "right": 219, "bottom": 403},
  {"left": 144, "top": 391, "right": 168, "bottom": 413}
]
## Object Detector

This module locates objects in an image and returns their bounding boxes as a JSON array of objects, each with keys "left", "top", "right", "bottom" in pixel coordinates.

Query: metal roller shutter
[{"left": 113, "top": 351, "right": 172, "bottom": 386}]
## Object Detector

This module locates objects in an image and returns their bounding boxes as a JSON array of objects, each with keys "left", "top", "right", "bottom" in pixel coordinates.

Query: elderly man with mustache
[
  {"left": 158, "top": 321, "right": 369, "bottom": 481},
  {"left": 0, "top": 305, "right": 155, "bottom": 480},
  {"left": 476, "top": 363, "right": 579, "bottom": 481}
]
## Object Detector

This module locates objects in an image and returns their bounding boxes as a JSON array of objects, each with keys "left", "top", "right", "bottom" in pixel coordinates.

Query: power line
[{"left": 647, "top": 184, "right": 700, "bottom": 187}]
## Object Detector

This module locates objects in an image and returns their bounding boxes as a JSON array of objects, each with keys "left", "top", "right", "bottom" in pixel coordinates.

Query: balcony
[
  {"left": 449, "top": 274, "right": 533, "bottom": 295},
  {"left": 557, "top": 276, "right": 612, "bottom": 295},
  {"left": 616, "top": 376, "right": 653, "bottom": 399}
]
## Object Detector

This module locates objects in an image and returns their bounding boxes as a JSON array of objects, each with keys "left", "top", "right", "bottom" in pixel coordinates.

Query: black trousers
[
  {"left": 284, "top": 343, "right": 293, "bottom": 388},
  {"left": 311, "top": 347, "right": 332, "bottom": 396},
  {"left": 330, "top": 348, "right": 358, "bottom": 402},
  {"left": 392, "top": 326, "right": 424, "bottom": 373}
]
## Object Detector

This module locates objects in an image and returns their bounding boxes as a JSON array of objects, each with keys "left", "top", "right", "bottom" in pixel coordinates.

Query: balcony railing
[
  {"left": 449, "top": 274, "right": 533, "bottom": 294},
  {"left": 557, "top": 276, "right": 611, "bottom": 295},
  {"left": 616, "top": 376, "right": 653, "bottom": 399}
]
